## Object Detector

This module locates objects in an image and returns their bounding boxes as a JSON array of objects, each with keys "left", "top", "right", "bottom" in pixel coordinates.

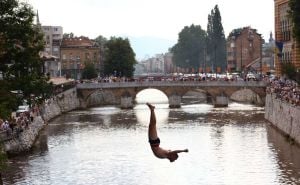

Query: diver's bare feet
[{"left": 146, "top": 103, "right": 155, "bottom": 110}]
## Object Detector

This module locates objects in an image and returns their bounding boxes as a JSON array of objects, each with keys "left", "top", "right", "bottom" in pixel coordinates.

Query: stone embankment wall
[
  {"left": 230, "top": 89, "right": 264, "bottom": 106},
  {"left": 42, "top": 88, "right": 79, "bottom": 121},
  {"left": 3, "top": 88, "right": 79, "bottom": 155},
  {"left": 265, "top": 94, "right": 300, "bottom": 145}
]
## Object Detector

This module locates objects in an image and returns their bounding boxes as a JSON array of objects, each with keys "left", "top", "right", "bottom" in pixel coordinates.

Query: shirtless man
[{"left": 147, "top": 103, "right": 188, "bottom": 162}]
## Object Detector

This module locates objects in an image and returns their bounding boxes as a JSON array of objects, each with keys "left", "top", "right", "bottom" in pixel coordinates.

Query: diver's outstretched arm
[{"left": 171, "top": 149, "right": 189, "bottom": 154}]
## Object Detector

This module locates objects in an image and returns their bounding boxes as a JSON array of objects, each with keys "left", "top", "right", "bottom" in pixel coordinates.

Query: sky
[{"left": 26, "top": 0, "right": 275, "bottom": 60}]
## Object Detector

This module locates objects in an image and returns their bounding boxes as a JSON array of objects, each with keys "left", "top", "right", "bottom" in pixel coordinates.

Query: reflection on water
[
  {"left": 2, "top": 90, "right": 300, "bottom": 185},
  {"left": 266, "top": 124, "right": 300, "bottom": 184}
]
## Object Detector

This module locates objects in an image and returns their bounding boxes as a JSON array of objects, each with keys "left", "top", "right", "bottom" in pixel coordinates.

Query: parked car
[
  {"left": 246, "top": 73, "right": 257, "bottom": 81},
  {"left": 16, "top": 105, "right": 30, "bottom": 116}
]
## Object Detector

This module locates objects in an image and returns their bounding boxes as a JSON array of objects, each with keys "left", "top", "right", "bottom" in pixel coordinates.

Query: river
[{"left": 2, "top": 89, "right": 300, "bottom": 185}]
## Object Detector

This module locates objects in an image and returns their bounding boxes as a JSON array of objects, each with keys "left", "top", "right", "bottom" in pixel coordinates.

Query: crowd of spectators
[
  {"left": 80, "top": 73, "right": 262, "bottom": 84},
  {"left": 0, "top": 105, "right": 40, "bottom": 140},
  {"left": 267, "top": 77, "right": 300, "bottom": 106}
]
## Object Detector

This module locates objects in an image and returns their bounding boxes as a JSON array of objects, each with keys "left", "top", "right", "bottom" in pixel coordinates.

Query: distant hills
[{"left": 127, "top": 36, "right": 176, "bottom": 61}]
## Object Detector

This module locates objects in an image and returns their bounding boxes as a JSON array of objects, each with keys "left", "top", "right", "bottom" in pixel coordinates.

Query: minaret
[
  {"left": 36, "top": 10, "right": 41, "bottom": 26},
  {"left": 269, "top": 31, "right": 274, "bottom": 43}
]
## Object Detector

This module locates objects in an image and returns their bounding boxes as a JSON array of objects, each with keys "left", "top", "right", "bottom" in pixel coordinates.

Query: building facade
[
  {"left": 274, "top": 0, "right": 300, "bottom": 75},
  {"left": 227, "top": 27, "right": 263, "bottom": 73},
  {"left": 60, "top": 37, "right": 101, "bottom": 80},
  {"left": 164, "top": 52, "right": 174, "bottom": 74},
  {"left": 42, "top": 26, "right": 63, "bottom": 58},
  {"left": 36, "top": 11, "right": 63, "bottom": 77},
  {"left": 41, "top": 26, "right": 63, "bottom": 77}
]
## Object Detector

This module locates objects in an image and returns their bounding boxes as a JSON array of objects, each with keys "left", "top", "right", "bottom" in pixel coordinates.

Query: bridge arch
[
  {"left": 182, "top": 89, "right": 211, "bottom": 104},
  {"left": 230, "top": 88, "right": 264, "bottom": 105},
  {"left": 135, "top": 88, "right": 168, "bottom": 104},
  {"left": 86, "top": 90, "right": 118, "bottom": 107}
]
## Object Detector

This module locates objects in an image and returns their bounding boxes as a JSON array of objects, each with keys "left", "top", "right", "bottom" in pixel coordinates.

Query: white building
[
  {"left": 41, "top": 26, "right": 63, "bottom": 58},
  {"left": 37, "top": 11, "right": 63, "bottom": 77},
  {"left": 137, "top": 53, "right": 176, "bottom": 75}
]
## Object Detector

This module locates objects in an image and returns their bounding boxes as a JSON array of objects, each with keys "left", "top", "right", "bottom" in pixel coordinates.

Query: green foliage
[
  {"left": 206, "top": 5, "right": 227, "bottom": 72},
  {"left": 289, "top": 0, "right": 300, "bottom": 44},
  {"left": 95, "top": 35, "right": 107, "bottom": 48},
  {"left": 103, "top": 37, "right": 136, "bottom": 77},
  {"left": 281, "top": 63, "right": 300, "bottom": 83},
  {"left": 94, "top": 35, "right": 107, "bottom": 76},
  {"left": 82, "top": 62, "right": 98, "bottom": 79},
  {"left": 63, "top": 32, "right": 74, "bottom": 38},
  {"left": 171, "top": 24, "right": 207, "bottom": 69},
  {"left": 0, "top": 0, "right": 53, "bottom": 107},
  {"left": 171, "top": 5, "right": 226, "bottom": 73},
  {"left": 0, "top": 80, "right": 18, "bottom": 119}
]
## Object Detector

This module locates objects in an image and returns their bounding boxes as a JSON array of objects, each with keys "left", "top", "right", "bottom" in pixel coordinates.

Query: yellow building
[
  {"left": 274, "top": 0, "right": 300, "bottom": 76},
  {"left": 60, "top": 37, "right": 101, "bottom": 80}
]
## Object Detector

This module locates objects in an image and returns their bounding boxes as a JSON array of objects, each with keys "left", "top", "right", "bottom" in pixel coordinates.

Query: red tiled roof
[{"left": 61, "top": 36, "right": 93, "bottom": 47}]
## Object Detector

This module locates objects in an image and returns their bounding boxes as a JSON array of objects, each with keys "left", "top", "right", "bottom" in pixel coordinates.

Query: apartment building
[
  {"left": 42, "top": 26, "right": 63, "bottom": 58},
  {"left": 274, "top": 0, "right": 300, "bottom": 75},
  {"left": 227, "top": 27, "right": 263, "bottom": 73}
]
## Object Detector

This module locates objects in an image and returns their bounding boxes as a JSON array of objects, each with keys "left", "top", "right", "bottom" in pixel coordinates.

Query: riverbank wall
[
  {"left": 3, "top": 88, "right": 79, "bottom": 155},
  {"left": 265, "top": 93, "right": 300, "bottom": 145}
]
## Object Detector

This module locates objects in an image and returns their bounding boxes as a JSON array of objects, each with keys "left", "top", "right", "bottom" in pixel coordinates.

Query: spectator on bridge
[
  {"left": 3, "top": 120, "right": 11, "bottom": 136},
  {"left": 146, "top": 103, "right": 188, "bottom": 162}
]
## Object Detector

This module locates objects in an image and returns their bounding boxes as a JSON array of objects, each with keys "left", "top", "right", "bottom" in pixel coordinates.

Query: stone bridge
[{"left": 76, "top": 81, "right": 267, "bottom": 108}]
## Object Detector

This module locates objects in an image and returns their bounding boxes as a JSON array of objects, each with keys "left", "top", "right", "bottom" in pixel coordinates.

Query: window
[
  {"left": 70, "top": 53, "right": 73, "bottom": 60},
  {"left": 85, "top": 53, "right": 90, "bottom": 59},
  {"left": 62, "top": 63, "right": 66, "bottom": 68}
]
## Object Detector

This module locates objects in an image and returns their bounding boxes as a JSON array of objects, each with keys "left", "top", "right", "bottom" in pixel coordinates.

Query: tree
[
  {"left": 289, "top": 0, "right": 300, "bottom": 44},
  {"left": 95, "top": 35, "right": 107, "bottom": 48},
  {"left": 206, "top": 5, "right": 227, "bottom": 72},
  {"left": 281, "top": 63, "right": 300, "bottom": 83},
  {"left": 0, "top": 80, "right": 18, "bottom": 119},
  {"left": 103, "top": 37, "right": 136, "bottom": 77},
  {"left": 0, "top": 0, "right": 52, "bottom": 107},
  {"left": 94, "top": 35, "right": 107, "bottom": 76},
  {"left": 171, "top": 24, "right": 207, "bottom": 71},
  {"left": 63, "top": 32, "right": 74, "bottom": 38},
  {"left": 82, "top": 62, "right": 98, "bottom": 79}
]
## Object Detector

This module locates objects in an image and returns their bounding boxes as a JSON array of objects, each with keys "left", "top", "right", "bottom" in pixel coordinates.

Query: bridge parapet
[
  {"left": 77, "top": 81, "right": 268, "bottom": 89},
  {"left": 76, "top": 81, "right": 268, "bottom": 108}
]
